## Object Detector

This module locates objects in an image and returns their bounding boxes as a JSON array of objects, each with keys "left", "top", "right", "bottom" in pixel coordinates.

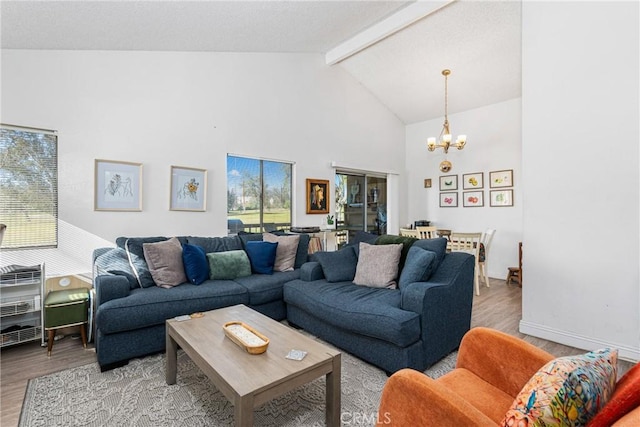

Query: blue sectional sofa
[
  {"left": 284, "top": 237, "right": 476, "bottom": 374},
  {"left": 92, "top": 233, "right": 475, "bottom": 374}
]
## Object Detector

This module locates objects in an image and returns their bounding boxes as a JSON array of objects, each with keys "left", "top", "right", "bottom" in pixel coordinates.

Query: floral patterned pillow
[{"left": 502, "top": 348, "right": 618, "bottom": 427}]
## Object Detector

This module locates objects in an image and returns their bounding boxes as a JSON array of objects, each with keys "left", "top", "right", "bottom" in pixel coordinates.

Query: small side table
[{"left": 44, "top": 288, "right": 89, "bottom": 356}]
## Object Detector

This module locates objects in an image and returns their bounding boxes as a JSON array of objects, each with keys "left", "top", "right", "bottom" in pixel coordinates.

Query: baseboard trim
[{"left": 519, "top": 320, "right": 640, "bottom": 362}]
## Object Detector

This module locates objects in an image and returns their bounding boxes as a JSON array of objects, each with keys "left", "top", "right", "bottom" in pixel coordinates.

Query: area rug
[{"left": 20, "top": 346, "right": 457, "bottom": 427}]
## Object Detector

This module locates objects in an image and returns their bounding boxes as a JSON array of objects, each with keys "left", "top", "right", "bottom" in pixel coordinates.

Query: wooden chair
[
  {"left": 416, "top": 226, "right": 438, "bottom": 239},
  {"left": 478, "top": 229, "right": 496, "bottom": 288},
  {"left": 399, "top": 228, "right": 420, "bottom": 238},
  {"left": 449, "top": 232, "right": 482, "bottom": 296},
  {"left": 507, "top": 242, "right": 522, "bottom": 287}
]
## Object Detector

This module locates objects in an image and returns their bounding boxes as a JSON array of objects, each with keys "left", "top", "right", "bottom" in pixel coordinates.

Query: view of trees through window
[
  {"left": 0, "top": 125, "right": 58, "bottom": 249},
  {"left": 227, "top": 155, "right": 292, "bottom": 234}
]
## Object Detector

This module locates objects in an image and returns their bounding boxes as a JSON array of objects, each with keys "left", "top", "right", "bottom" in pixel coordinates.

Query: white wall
[
  {"left": 521, "top": 1, "right": 639, "bottom": 361},
  {"left": 405, "top": 98, "right": 523, "bottom": 279},
  {"left": 1, "top": 50, "right": 405, "bottom": 272}
]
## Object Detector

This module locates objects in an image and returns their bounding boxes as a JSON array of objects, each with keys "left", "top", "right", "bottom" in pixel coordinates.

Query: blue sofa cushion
[
  {"left": 313, "top": 246, "right": 357, "bottom": 282},
  {"left": 234, "top": 270, "right": 300, "bottom": 305},
  {"left": 116, "top": 236, "right": 168, "bottom": 258},
  {"left": 186, "top": 236, "right": 242, "bottom": 253},
  {"left": 94, "top": 247, "right": 138, "bottom": 289},
  {"left": 97, "top": 281, "right": 249, "bottom": 334},
  {"left": 182, "top": 244, "right": 209, "bottom": 285},
  {"left": 207, "top": 250, "right": 252, "bottom": 280},
  {"left": 411, "top": 237, "right": 448, "bottom": 271},
  {"left": 284, "top": 279, "right": 420, "bottom": 347},
  {"left": 398, "top": 246, "right": 438, "bottom": 289},
  {"left": 244, "top": 241, "right": 278, "bottom": 274},
  {"left": 238, "top": 232, "right": 263, "bottom": 249}
]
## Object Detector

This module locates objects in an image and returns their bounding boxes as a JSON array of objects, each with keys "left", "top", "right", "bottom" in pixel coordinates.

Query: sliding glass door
[{"left": 335, "top": 172, "right": 387, "bottom": 241}]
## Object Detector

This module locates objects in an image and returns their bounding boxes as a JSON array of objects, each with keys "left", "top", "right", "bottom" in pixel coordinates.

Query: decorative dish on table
[{"left": 223, "top": 321, "right": 269, "bottom": 354}]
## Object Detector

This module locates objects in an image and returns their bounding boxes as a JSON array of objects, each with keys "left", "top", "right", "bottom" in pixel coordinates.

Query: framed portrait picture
[
  {"left": 462, "top": 172, "right": 484, "bottom": 190},
  {"left": 94, "top": 159, "right": 142, "bottom": 211},
  {"left": 306, "top": 178, "right": 330, "bottom": 214},
  {"left": 489, "top": 169, "right": 514, "bottom": 188},
  {"left": 490, "top": 189, "right": 514, "bottom": 207},
  {"left": 439, "top": 192, "right": 458, "bottom": 207},
  {"left": 170, "top": 166, "right": 207, "bottom": 211},
  {"left": 463, "top": 191, "right": 484, "bottom": 207},
  {"left": 439, "top": 175, "right": 458, "bottom": 191}
]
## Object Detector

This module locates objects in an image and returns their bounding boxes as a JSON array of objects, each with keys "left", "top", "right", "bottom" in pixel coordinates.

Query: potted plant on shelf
[{"left": 325, "top": 214, "right": 335, "bottom": 230}]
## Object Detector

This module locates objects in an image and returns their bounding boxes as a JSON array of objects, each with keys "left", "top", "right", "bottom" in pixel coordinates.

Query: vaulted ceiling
[{"left": 1, "top": 0, "right": 521, "bottom": 124}]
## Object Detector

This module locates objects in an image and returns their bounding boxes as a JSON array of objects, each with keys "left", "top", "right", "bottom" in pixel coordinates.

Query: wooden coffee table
[{"left": 166, "top": 304, "right": 341, "bottom": 426}]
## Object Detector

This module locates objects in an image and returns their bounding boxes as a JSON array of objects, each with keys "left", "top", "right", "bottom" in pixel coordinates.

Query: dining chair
[
  {"left": 416, "top": 226, "right": 439, "bottom": 239},
  {"left": 399, "top": 228, "right": 420, "bottom": 238},
  {"left": 449, "top": 232, "right": 482, "bottom": 296},
  {"left": 507, "top": 242, "right": 523, "bottom": 287},
  {"left": 478, "top": 229, "right": 496, "bottom": 287}
]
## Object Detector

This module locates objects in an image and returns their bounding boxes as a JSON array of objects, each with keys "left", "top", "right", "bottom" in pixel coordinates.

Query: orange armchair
[{"left": 377, "top": 327, "right": 640, "bottom": 426}]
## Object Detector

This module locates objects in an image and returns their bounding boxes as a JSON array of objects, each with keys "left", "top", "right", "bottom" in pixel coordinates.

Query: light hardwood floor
[{"left": 0, "top": 279, "right": 633, "bottom": 427}]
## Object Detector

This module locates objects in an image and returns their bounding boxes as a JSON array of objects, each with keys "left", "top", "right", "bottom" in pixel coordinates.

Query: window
[
  {"left": 0, "top": 124, "right": 58, "bottom": 249},
  {"left": 227, "top": 155, "right": 292, "bottom": 234}
]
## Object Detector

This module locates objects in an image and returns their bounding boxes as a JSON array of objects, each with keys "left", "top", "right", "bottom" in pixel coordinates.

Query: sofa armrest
[
  {"left": 377, "top": 368, "right": 495, "bottom": 426},
  {"left": 94, "top": 275, "right": 131, "bottom": 306},
  {"left": 457, "top": 327, "right": 555, "bottom": 397},
  {"left": 300, "top": 261, "right": 324, "bottom": 281}
]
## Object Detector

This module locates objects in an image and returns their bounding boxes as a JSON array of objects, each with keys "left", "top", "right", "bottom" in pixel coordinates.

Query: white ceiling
[{"left": 0, "top": 0, "right": 522, "bottom": 124}]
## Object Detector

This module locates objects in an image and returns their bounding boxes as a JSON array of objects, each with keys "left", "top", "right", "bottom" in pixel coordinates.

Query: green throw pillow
[{"left": 206, "top": 250, "right": 251, "bottom": 280}]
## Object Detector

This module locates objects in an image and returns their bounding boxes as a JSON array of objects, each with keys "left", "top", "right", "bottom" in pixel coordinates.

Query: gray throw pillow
[
  {"left": 353, "top": 242, "right": 402, "bottom": 289},
  {"left": 207, "top": 250, "right": 251, "bottom": 280},
  {"left": 398, "top": 246, "right": 438, "bottom": 289},
  {"left": 263, "top": 232, "right": 300, "bottom": 272},
  {"left": 313, "top": 246, "right": 357, "bottom": 282},
  {"left": 142, "top": 237, "right": 187, "bottom": 288}
]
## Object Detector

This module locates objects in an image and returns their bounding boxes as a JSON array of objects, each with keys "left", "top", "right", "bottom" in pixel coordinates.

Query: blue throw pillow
[
  {"left": 94, "top": 247, "right": 139, "bottom": 289},
  {"left": 411, "top": 237, "right": 448, "bottom": 270},
  {"left": 182, "top": 244, "right": 209, "bottom": 285},
  {"left": 398, "top": 246, "right": 438, "bottom": 289},
  {"left": 244, "top": 241, "right": 278, "bottom": 274},
  {"left": 313, "top": 245, "right": 358, "bottom": 282}
]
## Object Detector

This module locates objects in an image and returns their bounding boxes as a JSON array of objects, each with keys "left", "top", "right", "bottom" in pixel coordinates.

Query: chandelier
[{"left": 427, "top": 69, "right": 466, "bottom": 153}]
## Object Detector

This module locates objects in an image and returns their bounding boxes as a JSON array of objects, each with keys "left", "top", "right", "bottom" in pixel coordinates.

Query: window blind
[{"left": 0, "top": 124, "right": 58, "bottom": 250}]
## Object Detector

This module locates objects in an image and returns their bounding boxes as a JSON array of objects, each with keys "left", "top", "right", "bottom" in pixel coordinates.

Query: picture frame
[
  {"left": 490, "top": 189, "right": 514, "bottom": 207},
  {"left": 306, "top": 178, "right": 330, "bottom": 214},
  {"left": 94, "top": 159, "right": 142, "bottom": 211},
  {"left": 170, "top": 165, "right": 207, "bottom": 211},
  {"left": 463, "top": 191, "right": 484, "bottom": 207},
  {"left": 489, "top": 169, "right": 514, "bottom": 188},
  {"left": 462, "top": 172, "right": 484, "bottom": 190},
  {"left": 439, "top": 192, "right": 458, "bottom": 207},
  {"left": 439, "top": 175, "right": 458, "bottom": 191}
]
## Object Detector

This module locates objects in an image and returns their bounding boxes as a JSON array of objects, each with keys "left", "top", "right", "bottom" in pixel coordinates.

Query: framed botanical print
[
  {"left": 170, "top": 166, "right": 207, "bottom": 211},
  {"left": 306, "top": 178, "right": 329, "bottom": 214},
  {"left": 439, "top": 192, "right": 458, "bottom": 207},
  {"left": 489, "top": 169, "right": 514, "bottom": 188},
  {"left": 462, "top": 172, "right": 484, "bottom": 190},
  {"left": 439, "top": 175, "right": 458, "bottom": 191},
  {"left": 490, "top": 189, "right": 514, "bottom": 207},
  {"left": 463, "top": 191, "right": 484, "bottom": 207},
  {"left": 94, "top": 159, "right": 142, "bottom": 211}
]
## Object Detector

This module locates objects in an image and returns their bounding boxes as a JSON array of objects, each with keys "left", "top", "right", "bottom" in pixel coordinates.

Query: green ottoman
[{"left": 44, "top": 288, "right": 89, "bottom": 356}]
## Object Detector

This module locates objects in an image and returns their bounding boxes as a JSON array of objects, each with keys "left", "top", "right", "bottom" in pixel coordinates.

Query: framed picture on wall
[
  {"left": 306, "top": 178, "right": 330, "bottom": 214},
  {"left": 489, "top": 169, "right": 514, "bottom": 188},
  {"left": 439, "top": 192, "right": 458, "bottom": 207},
  {"left": 463, "top": 191, "right": 484, "bottom": 207},
  {"left": 94, "top": 159, "right": 142, "bottom": 211},
  {"left": 462, "top": 172, "right": 484, "bottom": 189},
  {"left": 170, "top": 166, "right": 207, "bottom": 211},
  {"left": 439, "top": 175, "right": 458, "bottom": 191},
  {"left": 490, "top": 189, "right": 514, "bottom": 207}
]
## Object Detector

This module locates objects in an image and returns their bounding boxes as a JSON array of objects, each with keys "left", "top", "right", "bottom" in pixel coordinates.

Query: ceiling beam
[{"left": 325, "top": 0, "right": 454, "bottom": 65}]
